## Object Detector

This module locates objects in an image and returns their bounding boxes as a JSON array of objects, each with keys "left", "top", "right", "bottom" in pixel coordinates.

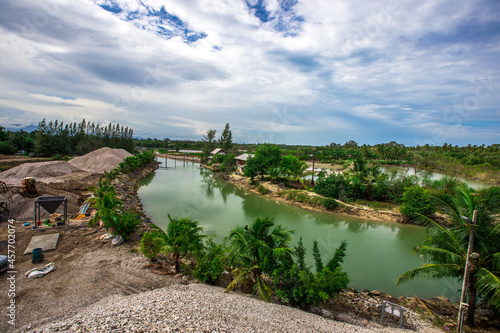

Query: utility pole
[
  {"left": 311, "top": 147, "right": 316, "bottom": 186},
  {"left": 457, "top": 210, "right": 478, "bottom": 333}
]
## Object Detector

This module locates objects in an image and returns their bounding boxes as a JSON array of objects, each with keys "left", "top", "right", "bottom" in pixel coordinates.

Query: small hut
[{"left": 210, "top": 148, "right": 225, "bottom": 156}]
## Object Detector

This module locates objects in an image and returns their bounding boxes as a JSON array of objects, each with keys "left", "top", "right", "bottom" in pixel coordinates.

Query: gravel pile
[
  {"left": 0, "top": 147, "right": 131, "bottom": 186},
  {"left": 68, "top": 147, "right": 132, "bottom": 173},
  {"left": 0, "top": 161, "right": 83, "bottom": 185},
  {"left": 28, "top": 284, "right": 431, "bottom": 333}
]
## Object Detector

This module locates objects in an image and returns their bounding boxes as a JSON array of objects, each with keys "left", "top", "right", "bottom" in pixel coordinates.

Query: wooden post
[{"left": 457, "top": 210, "right": 477, "bottom": 333}]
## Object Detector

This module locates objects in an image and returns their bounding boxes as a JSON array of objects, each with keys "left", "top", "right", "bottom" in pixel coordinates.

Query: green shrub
[
  {"left": 112, "top": 211, "right": 142, "bottom": 240},
  {"left": 0, "top": 141, "right": 17, "bottom": 155},
  {"left": 323, "top": 198, "right": 338, "bottom": 210},
  {"left": 190, "top": 236, "right": 227, "bottom": 284},
  {"left": 140, "top": 231, "right": 166, "bottom": 261},
  {"left": 273, "top": 240, "right": 349, "bottom": 307},
  {"left": 399, "top": 186, "right": 436, "bottom": 222},
  {"left": 258, "top": 185, "right": 270, "bottom": 194}
]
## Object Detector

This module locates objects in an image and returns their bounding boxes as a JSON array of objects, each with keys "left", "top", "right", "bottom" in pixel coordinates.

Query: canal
[{"left": 138, "top": 159, "right": 460, "bottom": 300}]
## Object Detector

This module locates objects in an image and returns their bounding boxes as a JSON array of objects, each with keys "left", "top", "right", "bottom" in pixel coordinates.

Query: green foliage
[
  {"left": 0, "top": 127, "right": 36, "bottom": 155},
  {"left": 258, "top": 185, "right": 270, "bottom": 194},
  {"left": 0, "top": 140, "right": 17, "bottom": 155},
  {"left": 140, "top": 231, "right": 166, "bottom": 261},
  {"left": 112, "top": 211, "right": 142, "bottom": 240},
  {"left": 219, "top": 154, "right": 237, "bottom": 172},
  {"left": 314, "top": 173, "right": 367, "bottom": 201},
  {"left": 274, "top": 240, "right": 349, "bottom": 307},
  {"left": 323, "top": 198, "right": 339, "bottom": 210},
  {"left": 399, "top": 187, "right": 436, "bottom": 222},
  {"left": 35, "top": 118, "right": 136, "bottom": 156},
  {"left": 219, "top": 123, "right": 233, "bottom": 152},
  {"left": 190, "top": 236, "right": 228, "bottom": 284},
  {"left": 295, "top": 237, "right": 307, "bottom": 271},
  {"left": 164, "top": 214, "right": 205, "bottom": 273},
  {"left": 326, "top": 240, "right": 348, "bottom": 271},
  {"left": 87, "top": 180, "right": 123, "bottom": 228},
  {"left": 202, "top": 129, "right": 217, "bottom": 156},
  {"left": 227, "top": 216, "right": 294, "bottom": 301},
  {"left": 397, "top": 186, "right": 500, "bottom": 325},
  {"left": 312, "top": 240, "right": 323, "bottom": 272},
  {"left": 118, "top": 151, "right": 155, "bottom": 173},
  {"left": 87, "top": 180, "right": 140, "bottom": 239},
  {"left": 245, "top": 143, "right": 282, "bottom": 180}
]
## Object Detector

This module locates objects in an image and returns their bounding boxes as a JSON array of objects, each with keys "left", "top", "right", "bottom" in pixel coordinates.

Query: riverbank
[
  {"left": 3, "top": 158, "right": 497, "bottom": 332},
  {"left": 0, "top": 161, "right": 179, "bottom": 332},
  {"left": 226, "top": 173, "right": 402, "bottom": 223}
]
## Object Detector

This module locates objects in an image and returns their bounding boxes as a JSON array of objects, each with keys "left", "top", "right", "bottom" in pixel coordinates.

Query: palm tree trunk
[
  {"left": 466, "top": 274, "right": 477, "bottom": 327},
  {"left": 174, "top": 252, "right": 180, "bottom": 273}
]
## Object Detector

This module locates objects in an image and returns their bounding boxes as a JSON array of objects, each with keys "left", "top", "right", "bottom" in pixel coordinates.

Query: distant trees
[
  {"left": 35, "top": 118, "right": 136, "bottom": 156},
  {"left": 0, "top": 127, "right": 35, "bottom": 155},
  {"left": 244, "top": 143, "right": 282, "bottom": 180},
  {"left": 219, "top": 123, "right": 233, "bottom": 152}
]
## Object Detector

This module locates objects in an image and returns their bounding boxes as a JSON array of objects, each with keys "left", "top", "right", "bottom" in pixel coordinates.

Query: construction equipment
[{"left": 22, "top": 177, "right": 38, "bottom": 197}]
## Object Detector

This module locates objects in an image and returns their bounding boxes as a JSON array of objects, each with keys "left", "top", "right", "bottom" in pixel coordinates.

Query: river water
[{"left": 138, "top": 159, "right": 460, "bottom": 301}]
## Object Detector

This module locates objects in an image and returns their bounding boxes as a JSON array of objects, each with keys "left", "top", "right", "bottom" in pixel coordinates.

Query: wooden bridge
[{"left": 155, "top": 153, "right": 201, "bottom": 168}]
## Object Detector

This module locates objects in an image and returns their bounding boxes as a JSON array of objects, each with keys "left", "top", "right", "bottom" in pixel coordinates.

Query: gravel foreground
[{"left": 26, "top": 284, "right": 439, "bottom": 333}]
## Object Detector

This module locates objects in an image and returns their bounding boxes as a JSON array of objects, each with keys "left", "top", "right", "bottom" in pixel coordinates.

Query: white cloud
[{"left": 0, "top": 0, "right": 498, "bottom": 145}]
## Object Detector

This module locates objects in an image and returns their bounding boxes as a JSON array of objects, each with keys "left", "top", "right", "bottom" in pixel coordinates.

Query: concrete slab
[{"left": 24, "top": 233, "right": 60, "bottom": 255}]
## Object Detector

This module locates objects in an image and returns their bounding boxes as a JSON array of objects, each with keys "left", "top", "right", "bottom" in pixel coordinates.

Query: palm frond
[
  {"left": 226, "top": 267, "right": 251, "bottom": 293},
  {"left": 418, "top": 215, "right": 467, "bottom": 256},
  {"left": 396, "top": 263, "right": 462, "bottom": 286},
  {"left": 475, "top": 268, "right": 500, "bottom": 311},
  {"left": 253, "top": 275, "right": 272, "bottom": 302}
]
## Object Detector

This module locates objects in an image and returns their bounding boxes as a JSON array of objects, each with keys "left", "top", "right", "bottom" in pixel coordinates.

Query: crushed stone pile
[
  {"left": 0, "top": 147, "right": 132, "bottom": 185},
  {"left": 68, "top": 147, "right": 132, "bottom": 173},
  {"left": 0, "top": 161, "right": 83, "bottom": 185},
  {"left": 29, "top": 284, "right": 432, "bottom": 333}
]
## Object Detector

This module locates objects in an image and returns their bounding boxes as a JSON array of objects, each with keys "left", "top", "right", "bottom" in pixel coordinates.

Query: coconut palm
[
  {"left": 396, "top": 186, "right": 500, "bottom": 326},
  {"left": 163, "top": 214, "right": 205, "bottom": 273},
  {"left": 87, "top": 179, "right": 122, "bottom": 227},
  {"left": 226, "top": 216, "right": 294, "bottom": 301}
]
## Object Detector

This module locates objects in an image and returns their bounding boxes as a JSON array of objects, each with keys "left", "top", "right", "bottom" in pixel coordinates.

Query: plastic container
[{"left": 32, "top": 248, "right": 44, "bottom": 264}]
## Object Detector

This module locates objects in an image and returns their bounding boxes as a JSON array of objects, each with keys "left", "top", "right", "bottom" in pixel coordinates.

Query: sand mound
[
  {"left": 68, "top": 147, "right": 132, "bottom": 173},
  {"left": 0, "top": 161, "right": 83, "bottom": 185}
]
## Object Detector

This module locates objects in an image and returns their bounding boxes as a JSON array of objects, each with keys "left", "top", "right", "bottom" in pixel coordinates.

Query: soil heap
[
  {"left": 0, "top": 147, "right": 132, "bottom": 185},
  {"left": 0, "top": 161, "right": 83, "bottom": 185},
  {"left": 68, "top": 147, "right": 132, "bottom": 173}
]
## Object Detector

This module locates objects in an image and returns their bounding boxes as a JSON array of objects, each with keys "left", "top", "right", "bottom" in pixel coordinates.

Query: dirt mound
[
  {"left": 0, "top": 161, "right": 83, "bottom": 185},
  {"left": 68, "top": 147, "right": 132, "bottom": 173}
]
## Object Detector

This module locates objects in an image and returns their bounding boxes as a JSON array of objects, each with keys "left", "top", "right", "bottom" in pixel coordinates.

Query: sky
[{"left": 0, "top": 0, "right": 499, "bottom": 146}]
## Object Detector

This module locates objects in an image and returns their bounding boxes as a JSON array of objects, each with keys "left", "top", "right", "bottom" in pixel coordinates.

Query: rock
[
  {"left": 112, "top": 235, "right": 124, "bottom": 246},
  {"left": 363, "top": 288, "right": 370, "bottom": 293},
  {"left": 369, "top": 290, "right": 383, "bottom": 297},
  {"left": 431, "top": 296, "right": 449, "bottom": 303},
  {"left": 369, "top": 306, "right": 378, "bottom": 317},
  {"left": 347, "top": 287, "right": 358, "bottom": 293}
]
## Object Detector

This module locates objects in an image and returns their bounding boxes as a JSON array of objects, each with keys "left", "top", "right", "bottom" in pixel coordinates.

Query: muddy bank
[
  {"left": 226, "top": 173, "right": 402, "bottom": 223},
  {"left": 0, "top": 161, "right": 164, "bottom": 332}
]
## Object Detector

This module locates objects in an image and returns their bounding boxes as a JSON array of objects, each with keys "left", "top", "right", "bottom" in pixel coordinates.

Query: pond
[
  {"left": 379, "top": 166, "right": 489, "bottom": 189},
  {"left": 138, "top": 159, "right": 460, "bottom": 301}
]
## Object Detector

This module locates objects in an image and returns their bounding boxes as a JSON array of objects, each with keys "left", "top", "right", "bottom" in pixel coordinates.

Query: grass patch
[
  {"left": 279, "top": 190, "right": 337, "bottom": 209},
  {"left": 258, "top": 185, "right": 270, "bottom": 194},
  {"left": 354, "top": 199, "right": 397, "bottom": 210}
]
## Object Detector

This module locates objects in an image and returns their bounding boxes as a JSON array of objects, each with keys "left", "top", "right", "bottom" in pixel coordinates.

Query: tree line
[{"left": 35, "top": 119, "right": 136, "bottom": 156}]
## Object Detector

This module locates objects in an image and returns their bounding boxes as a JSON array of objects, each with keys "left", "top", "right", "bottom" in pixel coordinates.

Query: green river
[{"left": 138, "top": 159, "right": 460, "bottom": 301}]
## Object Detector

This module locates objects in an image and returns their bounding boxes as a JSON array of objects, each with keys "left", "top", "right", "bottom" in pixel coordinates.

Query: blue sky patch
[
  {"left": 100, "top": 3, "right": 122, "bottom": 14},
  {"left": 97, "top": 1, "right": 206, "bottom": 43}
]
